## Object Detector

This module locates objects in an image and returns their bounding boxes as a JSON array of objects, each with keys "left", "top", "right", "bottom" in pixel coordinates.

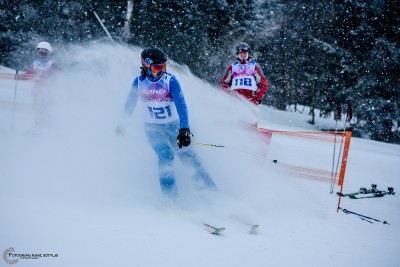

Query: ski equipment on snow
[
  {"left": 192, "top": 141, "right": 225, "bottom": 148},
  {"left": 337, "top": 184, "right": 379, "bottom": 197},
  {"left": 348, "top": 189, "right": 395, "bottom": 199},
  {"left": 339, "top": 208, "right": 389, "bottom": 225},
  {"left": 249, "top": 224, "right": 260, "bottom": 234},
  {"left": 337, "top": 184, "right": 395, "bottom": 199},
  {"left": 228, "top": 214, "right": 260, "bottom": 234},
  {"left": 202, "top": 223, "right": 225, "bottom": 235},
  {"left": 201, "top": 219, "right": 259, "bottom": 235}
]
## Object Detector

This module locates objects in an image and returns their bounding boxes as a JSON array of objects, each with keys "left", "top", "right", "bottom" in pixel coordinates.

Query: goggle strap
[{"left": 141, "top": 57, "right": 151, "bottom": 68}]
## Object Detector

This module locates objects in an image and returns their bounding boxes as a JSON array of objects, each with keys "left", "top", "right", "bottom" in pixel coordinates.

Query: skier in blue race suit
[{"left": 117, "top": 47, "right": 216, "bottom": 196}]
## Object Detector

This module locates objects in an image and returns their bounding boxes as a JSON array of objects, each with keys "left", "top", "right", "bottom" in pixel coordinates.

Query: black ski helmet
[
  {"left": 236, "top": 42, "right": 251, "bottom": 54},
  {"left": 141, "top": 47, "right": 167, "bottom": 65},
  {"left": 141, "top": 47, "right": 167, "bottom": 77}
]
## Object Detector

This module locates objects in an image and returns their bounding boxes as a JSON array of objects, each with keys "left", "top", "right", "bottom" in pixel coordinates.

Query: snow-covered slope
[{"left": 0, "top": 44, "right": 399, "bottom": 267}]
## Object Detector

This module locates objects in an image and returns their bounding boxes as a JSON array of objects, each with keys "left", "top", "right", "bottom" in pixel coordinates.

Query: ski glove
[
  {"left": 176, "top": 128, "right": 191, "bottom": 148},
  {"left": 250, "top": 97, "right": 261, "bottom": 105}
]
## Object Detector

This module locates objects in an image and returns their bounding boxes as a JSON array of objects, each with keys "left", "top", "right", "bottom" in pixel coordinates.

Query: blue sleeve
[
  {"left": 169, "top": 76, "right": 189, "bottom": 129},
  {"left": 124, "top": 77, "right": 139, "bottom": 116}
]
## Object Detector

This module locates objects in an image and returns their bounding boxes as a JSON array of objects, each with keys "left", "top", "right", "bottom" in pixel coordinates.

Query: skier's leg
[
  {"left": 145, "top": 124, "right": 177, "bottom": 196},
  {"left": 157, "top": 147, "right": 176, "bottom": 195},
  {"left": 176, "top": 148, "right": 216, "bottom": 189},
  {"left": 165, "top": 123, "right": 216, "bottom": 189},
  {"left": 32, "top": 85, "right": 46, "bottom": 127}
]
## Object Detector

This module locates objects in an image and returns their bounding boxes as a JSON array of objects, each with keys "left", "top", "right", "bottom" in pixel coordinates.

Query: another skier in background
[
  {"left": 22, "top": 41, "right": 56, "bottom": 127},
  {"left": 221, "top": 42, "right": 268, "bottom": 106},
  {"left": 116, "top": 47, "right": 216, "bottom": 197}
]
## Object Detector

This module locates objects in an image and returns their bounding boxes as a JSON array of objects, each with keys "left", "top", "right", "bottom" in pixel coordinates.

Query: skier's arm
[
  {"left": 18, "top": 64, "right": 35, "bottom": 80},
  {"left": 221, "top": 66, "right": 233, "bottom": 92},
  {"left": 26, "top": 64, "right": 34, "bottom": 75},
  {"left": 49, "top": 63, "right": 57, "bottom": 76},
  {"left": 169, "top": 76, "right": 189, "bottom": 129},
  {"left": 254, "top": 64, "right": 268, "bottom": 103},
  {"left": 116, "top": 77, "right": 140, "bottom": 136},
  {"left": 123, "top": 77, "right": 140, "bottom": 116}
]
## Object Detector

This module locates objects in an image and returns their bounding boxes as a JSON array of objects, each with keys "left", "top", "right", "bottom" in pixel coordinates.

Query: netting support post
[{"left": 336, "top": 131, "right": 352, "bottom": 212}]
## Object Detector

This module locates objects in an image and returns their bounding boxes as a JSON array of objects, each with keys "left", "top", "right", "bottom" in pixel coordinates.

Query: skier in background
[
  {"left": 22, "top": 41, "right": 56, "bottom": 127},
  {"left": 221, "top": 42, "right": 268, "bottom": 106},
  {"left": 116, "top": 47, "right": 216, "bottom": 197}
]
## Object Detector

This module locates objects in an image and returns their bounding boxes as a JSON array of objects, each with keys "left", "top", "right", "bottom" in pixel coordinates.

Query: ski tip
[
  {"left": 216, "top": 227, "right": 226, "bottom": 233},
  {"left": 202, "top": 223, "right": 225, "bottom": 235},
  {"left": 209, "top": 227, "right": 225, "bottom": 235},
  {"left": 249, "top": 224, "right": 260, "bottom": 234}
]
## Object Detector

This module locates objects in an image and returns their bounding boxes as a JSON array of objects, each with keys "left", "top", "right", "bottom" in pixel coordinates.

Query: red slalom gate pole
[{"left": 337, "top": 131, "right": 352, "bottom": 212}]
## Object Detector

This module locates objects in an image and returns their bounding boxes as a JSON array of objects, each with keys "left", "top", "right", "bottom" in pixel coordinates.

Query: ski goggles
[
  {"left": 237, "top": 46, "right": 250, "bottom": 54},
  {"left": 37, "top": 48, "right": 49, "bottom": 58},
  {"left": 150, "top": 63, "right": 166, "bottom": 74},
  {"left": 141, "top": 57, "right": 167, "bottom": 74}
]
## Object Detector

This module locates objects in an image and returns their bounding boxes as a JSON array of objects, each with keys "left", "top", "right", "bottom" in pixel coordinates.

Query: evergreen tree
[{"left": 332, "top": 0, "right": 400, "bottom": 142}]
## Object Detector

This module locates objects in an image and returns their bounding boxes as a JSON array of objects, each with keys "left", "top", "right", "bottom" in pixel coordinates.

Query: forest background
[{"left": 1, "top": 0, "right": 399, "bottom": 143}]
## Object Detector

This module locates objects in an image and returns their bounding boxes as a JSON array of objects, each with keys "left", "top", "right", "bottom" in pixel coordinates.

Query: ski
[
  {"left": 249, "top": 224, "right": 260, "bottom": 234},
  {"left": 349, "top": 193, "right": 382, "bottom": 199},
  {"left": 337, "top": 192, "right": 359, "bottom": 197},
  {"left": 201, "top": 222, "right": 258, "bottom": 235},
  {"left": 337, "top": 185, "right": 395, "bottom": 198},
  {"left": 228, "top": 214, "right": 260, "bottom": 234},
  {"left": 337, "top": 186, "right": 378, "bottom": 197},
  {"left": 349, "top": 190, "right": 395, "bottom": 199},
  {"left": 202, "top": 223, "right": 225, "bottom": 235}
]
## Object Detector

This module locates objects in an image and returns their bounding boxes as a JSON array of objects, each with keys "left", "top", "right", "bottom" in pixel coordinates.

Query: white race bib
[
  {"left": 142, "top": 101, "right": 179, "bottom": 124},
  {"left": 230, "top": 75, "right": 258, "bottom": 91}
]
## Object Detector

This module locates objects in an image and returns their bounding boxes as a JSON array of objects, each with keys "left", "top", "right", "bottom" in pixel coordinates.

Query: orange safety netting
[
  {"left": 249, "top": 125, "right": 352, "bottom": 187},
  {"left": 255, "top": 127, "right": 346, "bottom": 143},
  {"left": 276, "top": 161, "right": 338, "bottom": 184},
  {"left": 0, "top": 73, "right": 34, "bottom": 81}
]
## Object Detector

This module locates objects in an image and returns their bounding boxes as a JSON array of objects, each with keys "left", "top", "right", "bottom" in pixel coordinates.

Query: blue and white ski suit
[{"left": 123, "top": 72, "right": 215, "bottom": 195}]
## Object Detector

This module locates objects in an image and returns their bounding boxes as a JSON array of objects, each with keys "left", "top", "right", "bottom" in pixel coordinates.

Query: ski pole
[
  {"left": 339, "top": 208, "right": 389, "bottom": 225},
  {"left": 346, "top": 103, "right": 353, "bottom": 122},
  {"left": 12, "top": 69, "right": 19, "bottom": 129},
  {"left": 330, "top": 104, "right": 340, "bottom": 194},
  {"left": 192, "top": 141, "right": 225, "bottom": 148},
  {"left": 193, "top": 141, "right": 268, "bottom": 160},
  {"left": 93, "top": 11, "right": 116, "bottom": 45}
]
